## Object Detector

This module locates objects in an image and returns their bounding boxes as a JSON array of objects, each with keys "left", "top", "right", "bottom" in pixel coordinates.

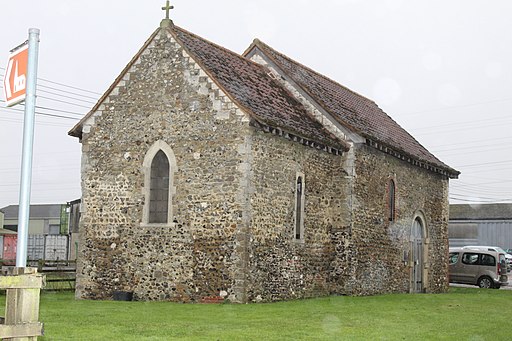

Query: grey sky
[{"left": 1, "top": 0, "right": 511, "bottom": 208}]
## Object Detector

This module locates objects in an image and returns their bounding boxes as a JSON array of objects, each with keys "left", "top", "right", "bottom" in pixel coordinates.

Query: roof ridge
[
  {"left": 174, "top": 25, "right": 261, "bottom": 69},
  {"left": 251, "top": 39, "right": 378, "bottom": 107}
]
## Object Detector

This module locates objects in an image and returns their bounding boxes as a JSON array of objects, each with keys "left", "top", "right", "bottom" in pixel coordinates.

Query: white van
[{"left": 449, "top": 246, "right": 508, "bottom": 289}]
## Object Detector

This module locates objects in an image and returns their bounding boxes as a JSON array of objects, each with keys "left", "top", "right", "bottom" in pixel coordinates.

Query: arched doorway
[{"left": 411, "top": 217, "right": 424, "bottom": 293}]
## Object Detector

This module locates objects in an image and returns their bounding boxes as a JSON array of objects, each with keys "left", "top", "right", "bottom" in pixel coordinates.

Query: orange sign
[{"left": 3, "top": 44, "right": 29, "bottom": 107}]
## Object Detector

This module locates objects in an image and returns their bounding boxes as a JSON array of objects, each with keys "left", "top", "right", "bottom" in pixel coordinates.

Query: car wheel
[{"left": 477, "top": 276, "right": 494, "bottom": 289}]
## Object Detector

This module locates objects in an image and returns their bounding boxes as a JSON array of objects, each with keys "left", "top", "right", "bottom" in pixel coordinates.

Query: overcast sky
[{"left": 1, "top": 0, "right": 511, "bottom": 209}]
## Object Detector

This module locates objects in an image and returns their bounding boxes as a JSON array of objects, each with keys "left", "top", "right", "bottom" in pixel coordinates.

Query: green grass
[{"left": 1, "top": 288, "right": 511, "bottom": 340}]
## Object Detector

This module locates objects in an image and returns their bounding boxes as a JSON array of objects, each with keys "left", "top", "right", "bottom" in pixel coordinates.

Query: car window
[
  {"left": 462, "top": 253, "right": 479, "bottom": 265},
  {"left": 495, "top": 247, "right": 507, "bottom": 254},
  {"left": 449, "top": 252, "right": 459, "bottom": 264},
  {"left": 480, "top": 254, "right": 495, "bottom": 266}
]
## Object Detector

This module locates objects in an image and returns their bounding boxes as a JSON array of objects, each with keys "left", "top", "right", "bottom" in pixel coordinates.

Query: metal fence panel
[
  {"left": 44, "top": 235, "right": 68, "bottom": 260},
  {"left": 27, "top": 235, "right": 45, "bottom": 260}
]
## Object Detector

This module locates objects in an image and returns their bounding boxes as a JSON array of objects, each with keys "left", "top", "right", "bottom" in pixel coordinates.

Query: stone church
[{"left": 69, "top": 17, "right": 459, "bottom": 302}]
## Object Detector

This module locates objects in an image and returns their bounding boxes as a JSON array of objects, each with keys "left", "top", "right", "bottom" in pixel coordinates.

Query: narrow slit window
[
  {"left": 295, "top": 176, "right": 304, "bottom": 240},
  {"left": 388, "top": 179, "right": 396, "bottom": 222}
]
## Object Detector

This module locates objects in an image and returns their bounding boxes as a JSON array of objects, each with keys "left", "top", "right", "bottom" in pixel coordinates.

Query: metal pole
[{"left": 16, "top": 28, "right": 40, "bottom": 268}]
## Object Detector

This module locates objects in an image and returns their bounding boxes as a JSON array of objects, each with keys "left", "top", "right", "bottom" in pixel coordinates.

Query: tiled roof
[
  {"left": 170, "top": 26, "right": 348, "bottom": 152},
  {"left": 246, "top": 40, "right": 459, "bottom": 177}
]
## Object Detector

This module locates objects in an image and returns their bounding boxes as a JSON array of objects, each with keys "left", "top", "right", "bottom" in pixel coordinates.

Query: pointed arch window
[
  {"left": 149, "top": 151, "right": 170, "bottom": 223},
  {"left": 142, "top": 141, "right": 177, "bottom": 226},
  {"left": 388, "top": 179, "right": 396, "bottom": 222}
]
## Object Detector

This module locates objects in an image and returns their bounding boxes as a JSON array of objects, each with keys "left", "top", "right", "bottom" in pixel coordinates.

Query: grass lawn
[{"left": 1, "top": 288, "right": 510, "bottom": 340}]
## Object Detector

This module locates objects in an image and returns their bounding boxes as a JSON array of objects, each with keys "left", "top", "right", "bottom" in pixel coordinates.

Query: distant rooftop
[
  {"left": 450, "top": 204, "right": 512, "bottom": 220},
  {"left": 0, "top": 204, "right": 64, "bottom": 220}
]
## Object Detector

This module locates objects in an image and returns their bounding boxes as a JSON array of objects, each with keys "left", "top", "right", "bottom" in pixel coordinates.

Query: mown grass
[{"left": 1, "top": 288, "right": 510, "bottom": 340}]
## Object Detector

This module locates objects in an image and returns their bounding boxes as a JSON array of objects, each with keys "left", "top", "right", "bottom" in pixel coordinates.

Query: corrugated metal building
[{"left": 449, "top": 204, "right": 512, "bottom": 249}]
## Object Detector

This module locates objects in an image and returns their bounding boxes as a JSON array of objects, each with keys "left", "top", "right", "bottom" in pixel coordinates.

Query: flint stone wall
[
  {"left": 245, "top": 130, "right": 351, "bottom": 302},
  {"left": 346, "top": 144, "right": 450, "bottom": 295}
]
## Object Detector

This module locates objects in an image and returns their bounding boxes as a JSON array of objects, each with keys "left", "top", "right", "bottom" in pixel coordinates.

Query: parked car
[{"left": 449, "top": 246, "right": 508, "bottom": 289}]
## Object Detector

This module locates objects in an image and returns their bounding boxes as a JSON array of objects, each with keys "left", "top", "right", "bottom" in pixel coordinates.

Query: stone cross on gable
[{"left": 162, "top": 0, "right": 174, "bottom": 20}]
